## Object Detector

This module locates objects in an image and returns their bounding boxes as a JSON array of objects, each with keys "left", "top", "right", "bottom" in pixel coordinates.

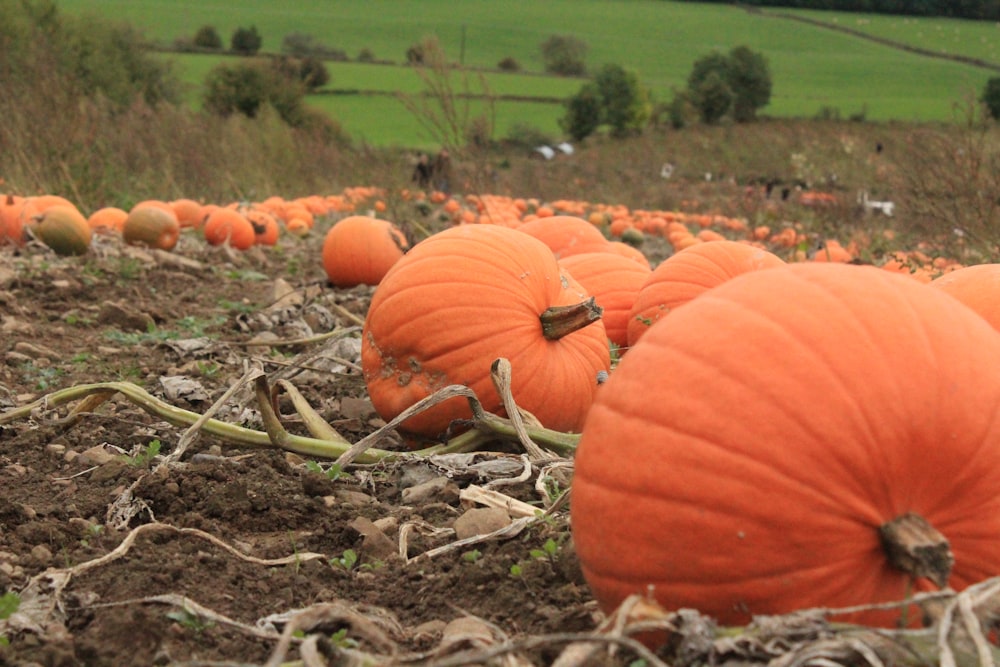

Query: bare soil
[{"left": 0, "top": 224, "right": 655, "bottom": 667}]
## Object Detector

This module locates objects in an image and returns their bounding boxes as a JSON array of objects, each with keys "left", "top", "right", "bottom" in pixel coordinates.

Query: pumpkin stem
[
  {"left": 540, "top": 297, "right": 603, "bottom": 340},
  {"left": 878, "top": 512, "right": 953, "bottom": 588}
]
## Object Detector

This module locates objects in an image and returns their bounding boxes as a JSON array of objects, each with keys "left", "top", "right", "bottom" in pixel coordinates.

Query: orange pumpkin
[
  {"left": 87, "top": 207, "right": 128, "bottom": 233},
  {"left": 558, "top": 252, "right": 651, "bottom": 351},
  {"left": 170, "top": 198, "right": 206, "bottom": 229},
  {"left": 203, "top": 207, "right": 256, "bottom": 250},
  {"left": 516, "top": 215, "right": 609, "bottom": 259},
  {"left": 362, "top": 224, "right": 610, "bottom": 440},
  {"left": 0, "top": 194, "right": 35, "bottom": 245},
  {"left": 234, "top": 206, "right": 277, "bottom": 246},
  {"left": 321, "top": 215, "right": 408, "bottom": 287},
  {"left": 123, "top": 205, "right": 181, "bottom": 250},
  {"left": 627, "top": 240, "right": 785, "bottom": 347},
  {"left": 928, "top": 262, "right": 1000, "bottom": 331},
  {"left": 29, "top": 205, "right": 92, "bottom": 256},
  {"left": 573, "top": 263, "right": 1000, "bottom": 629}
]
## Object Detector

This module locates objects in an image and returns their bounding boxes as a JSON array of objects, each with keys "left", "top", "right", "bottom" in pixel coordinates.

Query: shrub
[
  {"left": 497, "top": 56, "right": 521, "bottom": 72},
  {"left": 273, "top": 55, "right": 330, "bottom": 91},
  {"left": 504, "top": 122, "right": 554, "bottom": 149},
  {"left": 981, "top": 76, "right": 1000, "bottom": 120},
  {"left": 202, "top": 60, "right": 306, "bottom": 125},
  {"left": 405, "top": 42, "right": 425, "bottom": 64},
  {"left": 540, "top": 34, "right": 587, "bottom": 76},
  {"left": 560, "top": 82, "right": 602, "bottom": 141},
  {"left": 231, "top": 25, "right": 262, "bottom": 55},
  {"left": 358, "top": 47, "right": 376, "bottom": 63},
  {"left": 193, "top": 25, "right": 222, "bottom": 50}
]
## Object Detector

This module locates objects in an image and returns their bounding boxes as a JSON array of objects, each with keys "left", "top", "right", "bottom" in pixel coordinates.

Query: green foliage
[
  {"left": 540, "top": 34, "right": 587, "bottom": 76},
  {"left": 691, "top": 70, "right": 733, "bottom": 124},
  {"left": 0, "top": 591, "right": 19, "bottom": 646},
  {"left": 273, "top": 55, "right": 330, "bottom": 91},
  {"left": 497, "top": 56, "right": 521, "bottom": 72},
  {"left": 594, "top": 63, "right": 651, "bottom": 136},
  {"left": 202, "top": 59, "right": 307, "bottom": 125},
  {"left": 121, "top": 440, "right": 162, "bottom": 467},
  {"left": 981, "top": 77, "right": 1000, "bottom": 120},
  {"left": 687, "top": 45, "right": 771, "bottom": 124},
  {"left": 560, "top": 64, "right": 650, "bottom": 140},
  {"left": 166, "top": 606, "right": 214, "bottom": 633},
  {"left": 304, "top": 460, "right": 349, "bottom": 481},
  {"left": 230, "top": 25, "right": 262, "bottom": 55},
  {"left": 193, "top": 25, "right": 222, "bottom": 50},
  {"left": 560, "top": 82, "right": 602, "bottom": 141},
  {"left": 331, "top": 548, "right": 359, "bottom": 570}
]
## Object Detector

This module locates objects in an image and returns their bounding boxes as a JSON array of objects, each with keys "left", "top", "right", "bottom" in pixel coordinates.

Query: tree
[
  {"left": 687, "top": 45, "right": 771, "bottom": 123},
  {"left": 594, "top": 63, "right": 650, "bottom": 136},
  {"left": 193, "top": 25, "right": 222, "bottom": 50},
  {"left": 981, "top": 77, "right": 1000, "bottom": 120},
  {"left": 727, "top": 45, "right": 772, "bottom": 122},
  {"left": 230, "top": 25, "right": 262, "bottom": 55},
  {"left": 691, "top": 70, "right": 733, "bottom": 124},
  {"left": 540, "top": 35, "right": 587, "bottom": 76},
  {"left": 202, "top": 60, "right": 306, "bottom": 126},
  {"left": 559, "top": 64, "right": 650, "bottom": 141},
  {"left": 560, "top": 82, "right": 602, "bottom": 141}
]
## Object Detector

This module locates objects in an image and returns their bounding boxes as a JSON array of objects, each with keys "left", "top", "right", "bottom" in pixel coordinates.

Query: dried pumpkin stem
[
  {"left": 879, "top": 512, "right": 954, "bottom": 588},
  {"left": 540, "top": 297, "right": 603, "bottom": 340}
]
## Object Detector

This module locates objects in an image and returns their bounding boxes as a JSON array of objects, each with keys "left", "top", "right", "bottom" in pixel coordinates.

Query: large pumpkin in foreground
[
  {"left": 572, "top": 262, "right": 1000, "bottom": 629},
  {"left": 362, "top": 224, "right": 610, "bottom": 440}
]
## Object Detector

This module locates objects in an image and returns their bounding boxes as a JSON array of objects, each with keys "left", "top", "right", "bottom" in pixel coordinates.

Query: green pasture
[
  {"left": 776, "top": 8, "right": 1000, "bottom": 66},
  {"left": 307, "top": 94, "right": 566, "bottom": 149},
  {"left": 59, "top": 0, "right": 1000, "bottom": 145}
]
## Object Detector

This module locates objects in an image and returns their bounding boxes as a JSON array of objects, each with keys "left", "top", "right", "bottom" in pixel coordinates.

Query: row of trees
[
  {"left": 673, "top": 0, "right": 1000, "bottom": 20},
  {"left": 560, "top": 45, "right": 773, "bottom": 141}
]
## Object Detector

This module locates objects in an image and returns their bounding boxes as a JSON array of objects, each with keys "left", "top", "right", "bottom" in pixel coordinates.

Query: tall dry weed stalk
[{"left": 892, "top": 98, "right": 1000, "bottom": 261}]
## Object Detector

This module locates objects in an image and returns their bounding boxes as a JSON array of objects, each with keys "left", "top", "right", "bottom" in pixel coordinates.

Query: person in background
[
  {"left": 432, "top": 148, "right": 451, "bottom": 193},
  {"left": 412, "top": 152, "right": 432, "bottom": 189}
]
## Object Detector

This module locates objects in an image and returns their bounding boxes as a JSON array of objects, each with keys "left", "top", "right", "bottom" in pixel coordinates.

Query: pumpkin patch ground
[{"left": 1, "top": 207, "right": 998, "bottom": 666}]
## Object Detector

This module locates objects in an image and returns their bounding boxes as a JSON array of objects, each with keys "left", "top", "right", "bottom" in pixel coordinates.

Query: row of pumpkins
[
  {"left": 6, "top": 189, "right": 1000, "bottom": 635},
  {"left": 345, "top": 209, "right": 1000, "bottom": 633}
]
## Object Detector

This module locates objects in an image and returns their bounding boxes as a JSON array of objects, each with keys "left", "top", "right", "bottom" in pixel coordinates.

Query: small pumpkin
[
  {"left": 516, "top": 215, "right": 610, "bottom": 259},
  {"left": 362, "top": 224, "right": 610, "bottom": 440},
  {"left": 627, "top": 240, "right": 785, "bottom": 347},
  {"left": 30, "top": 204, "right": 92, "bottom": 256},
  {"left": 0, "top": 194, "right": 35, "bottom": 245},
  {"left": 87, "top": 207, "right": 128, "bottom": 233},
  {"left": 170, "top": 198, "right": 206, "bottom": 229},
  {"left": 321, "top": 215, "right": 409, "bottom": 287},
  {"left": 123, "top": 204, "right": 181, "bottom": 250},
  {"left": 558, "top": 251, "right": 652, "bottom": 351},
  {"left": 203, "top": 207, "right": 256, "bottom": 250},
  {"left": 572, "top": 263, "right": 1000, "bottom": 630},
  {"left": 928, "top": 263, "right": 1000, "bottom": 331},
  {"left": 242, "top": 205, "right": 280, "bottom": 246}
]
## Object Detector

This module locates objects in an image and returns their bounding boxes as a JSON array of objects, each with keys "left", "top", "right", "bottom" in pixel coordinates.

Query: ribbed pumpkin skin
[
  {"left": 929, "top": 263, "right": 1000, "bottom": 332},
  {"left": 322, "top": 215, "right": 408, "bottom": 287},
  {"left": 362, "top": 224, "right": 611, "bottom": 439},
  {"left": 557, "top": 252, "right": 651, "bottom": 350},
  {"left": 516, "top": 215, "right": 609, "bottom": 259},
  {"left": 626, "top": 240, "right": 785, "bottom": 347},
  {"left": 572, "top": 263, "right": 1000, "bottom": 628}
]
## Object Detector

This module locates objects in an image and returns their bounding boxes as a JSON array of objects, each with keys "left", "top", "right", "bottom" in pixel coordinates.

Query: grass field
[{"left": 60, "top": 0, "right": 1000, "bottom": 146}]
